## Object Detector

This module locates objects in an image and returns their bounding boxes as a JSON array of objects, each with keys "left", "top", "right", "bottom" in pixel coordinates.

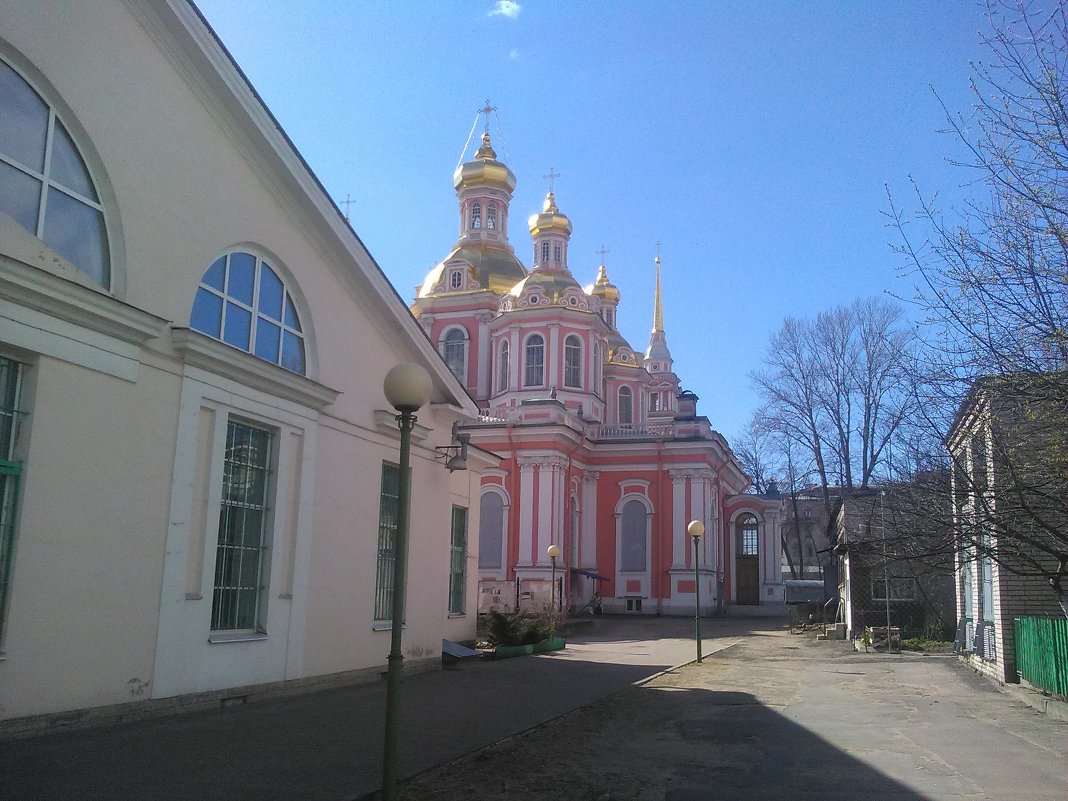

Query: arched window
[
  {"left": 442, "top": 327, "right": 467, "bottom": 382},
  {"left": 738, "top": 515, "right": 759, "bottom": 556},
  {"left": 190, "top": 251, "right": 306, "bottom": 374},
  {"left": 478, "top": 491, "right": 505, "bottom": 569},
  {"left": 449, "top": 269, "right": 463, "bottom": 289},
  {"left": 606, "top": 308, "right": 615, "bottom": 329},
  {"left": 471, "top": 203, "right": 481, "bottom": 229},
  {"left": 540, "top": 241, "right": 550, "bottom": 264},
  {"left": 487, "top": 203, "right": 497, "bottom": 229},
  {"left": 649, "top": 393, "right": 660, "bottom": 412},
  {"left": 524, "top": 334, "right": 544, "bottom": 386},
  {"left": 497, "top": 339, "right": 510, "bottom": 392},
  {"left": 620, "top": 499, "right": 647, "bottom": 572},
  {"left": 553, "top": 243, "right": 562, "bottom": 264},
  {"left": 618, "top": 386, "right": 633, "bottom": 426},
  {"left": 0, "top": 59, "right": 109, "bottom": 286},
  {"left": 564, "top": 335, "right": 582, "bottom": 388}
]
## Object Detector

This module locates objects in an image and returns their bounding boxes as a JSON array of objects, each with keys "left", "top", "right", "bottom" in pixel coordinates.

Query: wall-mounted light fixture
[{"left": 435, "top": 422, "right": 470, "bottom": 472}]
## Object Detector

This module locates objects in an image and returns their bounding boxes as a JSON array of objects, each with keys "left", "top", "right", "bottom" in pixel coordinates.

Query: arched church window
[
  {"left": 606, "top": 308, "right": 615, "bottom": 329},
  {"left": 449, "top": 269, "right": 463, "bottom": 290},
  {"left": 190, "top": 251, "right": 307, "bottom": 374},
  {"left": 553, "top": 243, "right": 562, "bottom": 264},
  {"left": 524, "top": 334, "right": 544, "bottom": 387},
  {"left": 442, "top": 327, "right": 467, "bottom": 382},
  {"left": 471, "top": 203, "right": 481, "bottom": 229},
  {"left": 618, "top": 386, "right": 633, "bottom": 426},
  {"left": 738, "top": 515, "right": 759, "bottom": 556},
  {"left": 540, "top": 241, "right": 550, "bottom": 264},
  {"left": 0, "top": 59, "right": 109, "bottom": 286},
  {"left": 478, "top": 491, "right": 505, "bottom": 569},
  {"left": 620, "top": 499, "right": 647, "bottom": 572},
  {"left": 564, "top": 335, "right": 582, "bottom": 388},
  {"left": 497, "top": 339, "right": 510, "bottom": 392},
  {"left": 487, "top": 203, "right": 497, "bottom": 229}
]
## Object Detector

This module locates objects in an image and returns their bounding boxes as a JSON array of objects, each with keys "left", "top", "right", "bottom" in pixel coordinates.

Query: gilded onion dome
[
  {"left": 585, "top": 264, "right": 620, "bottom": 303},
  {"left": 453, "top": 132, "right": 516, "bottom": 192},
  {"left": 507, "top": 269, "right": 584, "bottom": 303},
  {"left": 528, "top": 192, "right": 573, "bottom": 237}
]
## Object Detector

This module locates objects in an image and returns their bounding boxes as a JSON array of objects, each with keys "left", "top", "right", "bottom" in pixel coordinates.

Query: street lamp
[
  {"left": 381, "top": 363, "right": 432, "bottom": 801},
  {"left": 547, "top": 543, "right": 561, "bottom": 629},
  {"left": 687, "top": 520, "right": 705, "bottom": 663}
]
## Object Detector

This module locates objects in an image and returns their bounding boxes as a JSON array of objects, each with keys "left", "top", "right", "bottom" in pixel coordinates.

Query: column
[
  {"left": 518, "top": 459, "right": 535, "bottom": 566},
  {"left": 670, "top": 470, "right": 687, "bottom": 568},
  {"left": 581, "top": 471, "right": 599, "bottom": 569},
  {"left": 476, "top": 313, "right": 491, "bottom": 398},
  {"left": 537, "top": 461, "right": 553, "bottom": 563}
]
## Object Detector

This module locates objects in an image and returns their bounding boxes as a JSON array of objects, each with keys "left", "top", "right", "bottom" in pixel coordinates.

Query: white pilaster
[
  {"left": 476, "top": 314, "right": 491, "bottom": 398},
  {"left": 518, "top": 459, "right": 535, "bottom": 566},
  {"left": 581, "top": 471, "right": 598, "bottom": 569},
  {"left": 670, "top": 470, "right": 687, "bottom": 568},
  {"left": 537, "top": 461, "right": 553, "bottom": 563}
]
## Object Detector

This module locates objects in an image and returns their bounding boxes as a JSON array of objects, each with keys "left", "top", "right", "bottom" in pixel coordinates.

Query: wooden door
[{"left": 736, "top": 556, "right": 759, "bottom": 604}]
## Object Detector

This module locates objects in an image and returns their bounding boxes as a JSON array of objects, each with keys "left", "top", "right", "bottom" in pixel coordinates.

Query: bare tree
[{"left": 888, "top": 0, "right": 1068, "bottom": 615}]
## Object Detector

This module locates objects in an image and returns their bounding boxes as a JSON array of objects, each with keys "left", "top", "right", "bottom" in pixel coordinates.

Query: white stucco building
[{"left": 0, "top": 0, "right": 491, "bottom": 728}]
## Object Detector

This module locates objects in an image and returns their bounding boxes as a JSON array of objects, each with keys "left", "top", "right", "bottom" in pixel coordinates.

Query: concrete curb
[{"left": 998, "top": 682, "right": 1068, "bottom": 723}]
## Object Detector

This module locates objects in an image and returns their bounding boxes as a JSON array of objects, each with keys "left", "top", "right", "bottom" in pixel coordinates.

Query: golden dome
[
  {"left": 586, "top": 264, "right": 620, "bottom": 302},
  {"left": 417, "top": 244, "right": 527, "bottom": 298},
  {"left": 507, "top": 270, "right": 584, "bottom": 303},
  {"left": 453, "top": 133, "right": 516, "bottom": 192},
  {"left": 528, "top": 192, "right": 573, "bottom": 237}
]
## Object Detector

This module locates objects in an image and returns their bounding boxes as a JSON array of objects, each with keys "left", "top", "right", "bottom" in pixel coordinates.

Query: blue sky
[{"left": 196, "top": 0, "right": 992, "bottom": 439}]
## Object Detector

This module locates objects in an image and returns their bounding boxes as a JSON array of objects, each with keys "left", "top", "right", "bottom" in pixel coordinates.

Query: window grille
[
  {"left": 211, "top": 420, "right": 273, "bottom": 632},
  {"left": 553, "top": 243, "right": 562, "bottom": 263},
  {"left": 739, "top": 518, "right": 759, "bottom": 555},
  {"left": 449, "top": 507, "right": 467, "bottom": 614},
  {"left": 541, "top": 242, "right": 550, "bottom": 264},
  {"left": 449, "top": 270, "right": 463, "bottom": 289},
  {"left": 0, "top": 60, "right": 109, "bottom": 285},
  {"left": 524, "top": 335, "right": 544, "bottom": 386},
  {"left": 564, "top": 336, "right": 581, "bottom": 388},
  {"left": 0, "top": 357, "right": 25, "bottom": 643},
  {"left": 375, "top": 464, "right": 401, "bottom": 621},
  {"left": 471, "top": 203, "right": 481, "bottom": 229},
  {"left": 190, "top": 252, "right": 306, "bottom": 374},
  {"left": 487, "top": 204, "right": 497, "bottom": 229}
]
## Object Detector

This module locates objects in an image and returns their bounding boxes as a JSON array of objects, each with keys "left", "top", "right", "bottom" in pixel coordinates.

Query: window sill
[
  {"left": 208, "top": 631, "right": 268, "bottom": 644},
  {"left": 373, "top": 621, "right": 404, "bottom": 631},
  {"left": 448, "top": 612, "right": 466, "bottom": 619}
]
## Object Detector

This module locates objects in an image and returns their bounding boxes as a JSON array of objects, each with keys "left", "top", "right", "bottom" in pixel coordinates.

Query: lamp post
[
  {"left": 381, "top": 363, "right": 432, "bottom": 801},
  {"left": 687, "top": 520, "right": 705, "bottom": 663},
  {"left": 547, "top": 543, "right": 561, "bottom": 630}
]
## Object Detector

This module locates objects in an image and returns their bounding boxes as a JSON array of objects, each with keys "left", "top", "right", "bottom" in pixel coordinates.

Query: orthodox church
[{"left": 412, "top": 129, "right": 784, "bottom": 615}]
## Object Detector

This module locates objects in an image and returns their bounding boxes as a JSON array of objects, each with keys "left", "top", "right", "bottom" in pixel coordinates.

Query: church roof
[
  {"left": 507, "top": 269, "right": 584, "bottom": 301},
  {"left": 453, "top": 132, "right": 516, "bottom": 192}
]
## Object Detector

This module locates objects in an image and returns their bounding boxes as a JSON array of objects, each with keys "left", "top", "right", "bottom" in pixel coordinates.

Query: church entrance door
[{"left": 736, "top": 557, "right": 759, "bottom": 604}]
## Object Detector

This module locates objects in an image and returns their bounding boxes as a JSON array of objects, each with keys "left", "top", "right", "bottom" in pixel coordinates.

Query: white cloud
[
  {"left": 508, "top": 48, "right": 521, "bottom": 60},
  {"left": 489, "top": 1, "right": 522, "bottom": 19}
]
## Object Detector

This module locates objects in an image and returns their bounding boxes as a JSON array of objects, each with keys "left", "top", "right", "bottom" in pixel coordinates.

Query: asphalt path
[{"left": 1, "top": 615, "right": 769, "bottom": 801}]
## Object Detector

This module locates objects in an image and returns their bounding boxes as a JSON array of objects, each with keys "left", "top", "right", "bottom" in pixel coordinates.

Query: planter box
[
  {"left": 490, "top": 637, "right": 566, "bottom": 659},
  {"left": 532, "top": 636, "right": 566, "bottom": 653}
]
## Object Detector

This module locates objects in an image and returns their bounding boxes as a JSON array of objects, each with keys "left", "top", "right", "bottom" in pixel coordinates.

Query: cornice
[
  {"left": 0, "top": 247, "right": 167, "bottom": 346},
  {"left": 171, "top": 327, "right": 340, "bottom": 410}
]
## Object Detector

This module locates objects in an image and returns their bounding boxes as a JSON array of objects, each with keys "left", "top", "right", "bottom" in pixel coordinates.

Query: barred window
[
  {"left": 211, "top": 420, "right": 273, "bottom": 632},
  {"left": 449, "top": 507, "right": 467, "bottom": 614},
  {"left": 471, "top": 203, "right": 481, "bottom": 229},
  {"left": 487, "top": 204, "right": 497, "bottom": 229},
  {"left": 375, "top": 464, "right": 401, "bottom": 621},
  {"left": 0, "top": 357, "right": 26, "bottom": 644},
  {"left": 738, "top": 516, "right": 759, "bottom": 556}
]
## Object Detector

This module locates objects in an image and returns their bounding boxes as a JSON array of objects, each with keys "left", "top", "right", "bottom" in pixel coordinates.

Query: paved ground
[
  {"left": 401, "top": 624, "right": 1068, "bottom": 801},
  {"left": 0, "top": 616, "right": 751, "bottom": 801},
  {"left": 4, "top": 617, "right": 1066, "bottom": 801}
]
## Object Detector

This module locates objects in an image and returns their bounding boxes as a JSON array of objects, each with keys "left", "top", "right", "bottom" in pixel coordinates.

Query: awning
[{"left": 569, "top": 567, "right": 609, "bottom": 581}]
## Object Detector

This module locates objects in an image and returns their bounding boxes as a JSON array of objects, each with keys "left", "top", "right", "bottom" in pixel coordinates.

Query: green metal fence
[{"left": 1014, "top": 616, "right": 1068, "bottom": 698}]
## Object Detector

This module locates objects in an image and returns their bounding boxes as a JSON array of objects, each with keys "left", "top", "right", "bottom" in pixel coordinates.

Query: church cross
[
  {"left": 543, "top": 167, "right": 560, "bottom": 193},
  {"left": 341, "top": 193, "right": 354, "bottom": 223},
  {"left": 597, "top": 245, "right": 610, "bottom": 264},
  {"left": 479, "top": 100, "right": 496, "bottom": 133},
  {"left": 655, "top": 239, "right": 663, "bottom": 263}
]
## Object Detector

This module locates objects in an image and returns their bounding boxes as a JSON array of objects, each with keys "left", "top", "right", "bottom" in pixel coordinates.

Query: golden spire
[
  {"left": 596, "top": 264, "right": 610, "bottom": 285},
  {"left": 652, "top": 249, "right": 664, "bottom": 333},
  {"left": 543, "top": 192, "right": 559, "bottom": 213}
]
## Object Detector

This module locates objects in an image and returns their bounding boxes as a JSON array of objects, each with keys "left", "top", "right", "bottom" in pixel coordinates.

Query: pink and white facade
[{"left": 413, "top": 132, "right": 784, "bottom": 615}]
